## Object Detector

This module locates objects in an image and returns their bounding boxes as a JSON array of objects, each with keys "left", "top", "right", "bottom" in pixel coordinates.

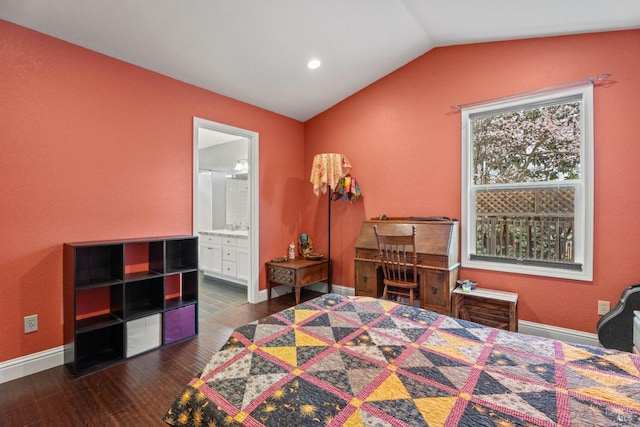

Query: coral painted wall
[
  {"left": 0, "top": 20, "right": 304, "bottom": 363},
  {"left": 303, "top": 30, "right": 640, "bottom": 333}
]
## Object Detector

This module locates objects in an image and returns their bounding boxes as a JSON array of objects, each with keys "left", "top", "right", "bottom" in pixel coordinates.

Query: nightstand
[
  {"left": 452, "top": 287, "right": 519, "bottom": 332},
  {"left": 266, "top": 258, "right": 329, "bottom": 305}
]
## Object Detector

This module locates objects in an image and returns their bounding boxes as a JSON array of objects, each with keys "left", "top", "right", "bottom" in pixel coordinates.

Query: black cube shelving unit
[{"left": 63, "top": 235, "right": 198, "bottom": 377}]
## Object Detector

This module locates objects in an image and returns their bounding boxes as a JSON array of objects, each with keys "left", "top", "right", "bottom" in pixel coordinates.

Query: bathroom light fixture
[
  {"left": 234, "top": 159, "right": 248, "bottom": 173},
  {"left": 307, "top": 59, "right": 321, "bottom": 70}
]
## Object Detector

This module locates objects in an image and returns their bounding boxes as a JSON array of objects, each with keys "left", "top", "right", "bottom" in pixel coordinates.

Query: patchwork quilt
[{"left": 164, "top": 294, "right": 640, "bottom": 426}]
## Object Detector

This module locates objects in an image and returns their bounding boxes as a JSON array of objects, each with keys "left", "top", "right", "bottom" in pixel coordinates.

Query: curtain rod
[{"left": 451, "top": 73, "right": 611, "bottom": 111}]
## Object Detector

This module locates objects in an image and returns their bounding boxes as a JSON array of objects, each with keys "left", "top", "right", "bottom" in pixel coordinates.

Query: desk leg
[{"left": 295, "top": 286, "right": 301, "bottom": 305}]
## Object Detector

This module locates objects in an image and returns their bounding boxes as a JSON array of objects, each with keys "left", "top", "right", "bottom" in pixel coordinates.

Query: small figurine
[
  {"left": 298, "top": 233, "right": 314, "bottom": 258},
  {"left": 288, "top": 242, "right": 296, "bottom": 260}
]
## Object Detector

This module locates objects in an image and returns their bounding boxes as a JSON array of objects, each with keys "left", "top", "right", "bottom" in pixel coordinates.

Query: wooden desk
[
  {"left": 354, "top": 219, "right": 460, "bottom": 314},
  {"left": 452, "top": 287, "right": 519, "bottom": 332},
  {"left": 266, "top": 258, "right": 329, "bottom": 305}
]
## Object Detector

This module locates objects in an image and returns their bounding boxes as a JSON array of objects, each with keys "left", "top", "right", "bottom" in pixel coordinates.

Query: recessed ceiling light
[{"left": 307, "top": 59, "right": 321, "bottom": 70}]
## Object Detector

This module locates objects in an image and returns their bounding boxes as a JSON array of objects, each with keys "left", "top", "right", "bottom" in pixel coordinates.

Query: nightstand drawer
[{"left": 268, "top": 266, "right": 295, "bottom": 285}]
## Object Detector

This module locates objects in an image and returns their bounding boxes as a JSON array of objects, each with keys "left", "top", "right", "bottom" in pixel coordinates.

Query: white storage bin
[{"left": 126, "top": 313, "right": 162, "bottom": 357}]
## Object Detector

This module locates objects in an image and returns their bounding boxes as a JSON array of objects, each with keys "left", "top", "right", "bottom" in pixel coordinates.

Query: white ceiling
[{"left": 2, "top": 1, "right": 639, "bottom": 121}]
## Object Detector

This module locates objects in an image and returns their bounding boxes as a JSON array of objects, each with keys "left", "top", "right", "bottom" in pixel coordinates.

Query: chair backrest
[{"left": 373, "top": 225, "right": 418, "bottom": 284}]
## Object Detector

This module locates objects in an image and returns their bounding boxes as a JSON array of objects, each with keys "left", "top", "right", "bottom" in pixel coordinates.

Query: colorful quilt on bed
[{"left": 164, "top": 294, "right": 640, "bottom": 426}]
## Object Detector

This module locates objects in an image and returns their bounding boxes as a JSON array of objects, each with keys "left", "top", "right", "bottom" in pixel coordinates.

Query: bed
[{"left": 164, "top": 294, "right": 640, "bottom": 426}]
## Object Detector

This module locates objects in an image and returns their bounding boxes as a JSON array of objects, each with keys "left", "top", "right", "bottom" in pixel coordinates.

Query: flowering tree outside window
[{"left": 473, "top": 101, "right": 581, "bottom": 186}]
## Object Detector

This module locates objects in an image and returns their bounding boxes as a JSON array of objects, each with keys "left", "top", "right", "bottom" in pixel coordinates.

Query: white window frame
[{"left": 461, "top": 85, "right": 594, "bottom": 281}]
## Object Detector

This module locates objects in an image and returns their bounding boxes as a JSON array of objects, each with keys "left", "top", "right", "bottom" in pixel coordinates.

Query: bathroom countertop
[{"left": 199, "top": 229, "right": 249, "bottom": 237}]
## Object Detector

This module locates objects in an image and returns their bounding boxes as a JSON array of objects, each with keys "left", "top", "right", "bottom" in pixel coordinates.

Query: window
[{"left": 461, "top": 85, "right": 593, "bottom": 281}]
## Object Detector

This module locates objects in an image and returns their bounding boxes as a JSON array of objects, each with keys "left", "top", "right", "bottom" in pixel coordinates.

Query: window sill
[{"left": 461, "top": 257, "right": 593, "bottom": 282}]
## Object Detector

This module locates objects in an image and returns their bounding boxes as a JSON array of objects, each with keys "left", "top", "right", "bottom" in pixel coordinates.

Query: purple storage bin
[{"left": 164, "top": 304, "right": 196, "bottom": 344}]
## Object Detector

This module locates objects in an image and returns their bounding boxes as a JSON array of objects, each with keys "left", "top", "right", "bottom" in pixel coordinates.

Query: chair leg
[
  {"left": 383, "top": 285, "right": 389, "bottom": 300},
  {"left": 409, "top": 289, "right": 414, "bottom": 307}
]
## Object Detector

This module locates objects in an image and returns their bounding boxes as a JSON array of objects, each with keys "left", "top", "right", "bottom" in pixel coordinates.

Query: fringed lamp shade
[{"left": 310, "top": 153, "right": 352, "bottom": 195}]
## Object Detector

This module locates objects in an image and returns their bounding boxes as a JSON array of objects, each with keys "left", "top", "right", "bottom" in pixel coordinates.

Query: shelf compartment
[
  {"left": 124, "top": 277, "right": 164, "bottom": 320},
  {"left": 166, "top": 238, "right": 198, "bottom": 272},
  {"left": 182, "top": 270, "right": 198, "bottom": 301},
  {"left": 66, "top": 244, "right": 124, "bottom": 288},
  {"left": 77, "top": 313, "right": 123, "bottom": 334},
  {"left": 165, "top": 273, "right": 181, "bottom": 300},
  {"left": 165, "top": 271, "right": 198, "bottom": 310},
  {"left": 124, "top": 241, "right": 164, "bottom": 277},
  {"left": 76, "top": 283, "right": 124, "bottom": 326},
  {"left": 164, "top": 304, "right": 197, "bottom": 344},
  {"left": 74, "top": 324, "right": 124, "bottom": 375}
]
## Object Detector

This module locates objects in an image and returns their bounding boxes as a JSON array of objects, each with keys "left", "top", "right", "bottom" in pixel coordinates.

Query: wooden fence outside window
[{"left": 475, "top": 188, "right": 575, "bottom": 263}]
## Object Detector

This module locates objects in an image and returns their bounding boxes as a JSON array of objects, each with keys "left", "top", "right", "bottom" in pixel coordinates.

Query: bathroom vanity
[{"left": 199, "top": 229, "right": 249, "bottom": 285}]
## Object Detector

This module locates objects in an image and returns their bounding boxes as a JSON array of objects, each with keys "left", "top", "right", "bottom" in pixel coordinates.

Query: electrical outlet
[
  {"left": 24, "top": 314, "right": 38, "bottom": 333},
  {"left": 597, "top": 301, "right": 610, "bottom": 316}
]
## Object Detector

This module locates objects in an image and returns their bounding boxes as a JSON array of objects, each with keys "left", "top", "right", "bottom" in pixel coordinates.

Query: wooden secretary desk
[{"left": 354, "top": 218, "right": 460, "bottom": 315}]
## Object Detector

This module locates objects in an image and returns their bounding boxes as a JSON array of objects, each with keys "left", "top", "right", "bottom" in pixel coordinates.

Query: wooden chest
[{"left": 451, "top": 287, "right": 519, "bottom": 332}]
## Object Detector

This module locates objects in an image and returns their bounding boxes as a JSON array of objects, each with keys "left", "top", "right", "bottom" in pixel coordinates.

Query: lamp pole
[{"left": 327, "top": 190, "right": 332, "bottom": 293}]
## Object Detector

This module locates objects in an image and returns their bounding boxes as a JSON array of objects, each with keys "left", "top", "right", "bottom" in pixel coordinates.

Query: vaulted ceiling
[{"left": 2, "top": 1, "right": 639, "bottom": 121}]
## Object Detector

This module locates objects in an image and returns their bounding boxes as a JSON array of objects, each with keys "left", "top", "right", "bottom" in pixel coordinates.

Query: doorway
[{"left": 193, "top": 118, "right": 260, "bottom": 318}]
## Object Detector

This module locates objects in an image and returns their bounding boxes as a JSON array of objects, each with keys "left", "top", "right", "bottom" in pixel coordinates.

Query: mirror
[{"left": 197, "top": 130, "right": 249, "bottom": 231}]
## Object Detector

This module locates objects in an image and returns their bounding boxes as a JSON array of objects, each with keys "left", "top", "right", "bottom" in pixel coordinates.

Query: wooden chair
[{"left": 373, "top": 225, "right": 419, "bottom": 306}]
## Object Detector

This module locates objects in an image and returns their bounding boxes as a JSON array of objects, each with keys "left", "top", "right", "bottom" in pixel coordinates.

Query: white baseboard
[
  {"left": 0, "top": 346, "right": 64, "bottom": 384},
  {"left": 518, "top": 320, "right": 601, "bottom": 347},
  {"left": 257, "top": 282, "right": 354, "bottom": 302},
  {"left": 308, "top": 282, "right": 355, "bottom": 296}
]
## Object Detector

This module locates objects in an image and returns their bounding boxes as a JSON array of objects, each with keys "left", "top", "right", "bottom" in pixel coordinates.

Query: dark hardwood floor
[{"left": 0, "top": 290, "right": 322, "bottom": 427}]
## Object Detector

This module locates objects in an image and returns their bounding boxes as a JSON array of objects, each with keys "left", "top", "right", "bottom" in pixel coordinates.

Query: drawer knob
[
  {"left": 362, "top": 276, "right": 368, "bottom": 283},
  {"left": 431, "top": 286, "right": 438, "bottom": 294}
]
